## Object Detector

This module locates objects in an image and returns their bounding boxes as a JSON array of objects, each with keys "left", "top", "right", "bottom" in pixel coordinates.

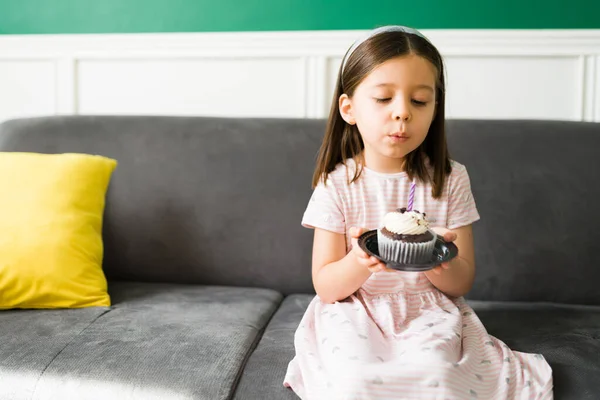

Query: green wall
[{"left": 0, "top": 0, "right": 597, "bottom": 34}]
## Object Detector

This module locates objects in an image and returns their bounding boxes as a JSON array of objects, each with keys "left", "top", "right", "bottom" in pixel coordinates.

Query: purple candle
[{"left": 407, "top": 181, "right": 416, "bottom": 211}]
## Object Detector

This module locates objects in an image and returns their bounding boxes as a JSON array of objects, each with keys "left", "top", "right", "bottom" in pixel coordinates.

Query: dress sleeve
[
  {"left": 301, "top": 178, "right": 346, "bottom": 234},
  {"left": 447, "top": 164, "right": 480, "bottom": 229}
]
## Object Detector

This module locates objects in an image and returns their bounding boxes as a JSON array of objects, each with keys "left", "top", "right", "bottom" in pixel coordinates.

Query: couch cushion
[
  {"left": 468, "top": 300, "right": 600, "bottom": 399},
  {"left": 0, "top": 307, "right": 110, "bottom": 400},
  {"left": 26, "top": 282, "right": 282, "bottom": 400},
  {"left": 232, "top": 295, "right": 310, "bottom": 400},
  {"left": 233, "top": 294, "right": 600, "bottom": 400}
]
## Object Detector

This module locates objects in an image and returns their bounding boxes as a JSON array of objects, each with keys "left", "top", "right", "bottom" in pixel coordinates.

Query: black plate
[{"left": 357, "top": 230, "right": 458, "bottom": 271}]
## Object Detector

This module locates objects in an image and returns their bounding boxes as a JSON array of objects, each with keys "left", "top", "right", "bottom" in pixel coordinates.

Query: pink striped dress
[{"left": 283, "top": 158, "right": 553, "bottom": 399}]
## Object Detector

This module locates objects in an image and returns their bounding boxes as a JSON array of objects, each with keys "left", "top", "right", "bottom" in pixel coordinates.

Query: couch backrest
[
  {"left": 1, "top": 116, "right": 598, "bottom": 304},
  {"left": 447, "top": 119, "right": 600, "bottom": 305}
]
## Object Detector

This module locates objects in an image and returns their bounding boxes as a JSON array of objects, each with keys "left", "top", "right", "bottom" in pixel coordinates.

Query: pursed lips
[{"left": 388, "top": 132, "right": 409, "bottom": 141}]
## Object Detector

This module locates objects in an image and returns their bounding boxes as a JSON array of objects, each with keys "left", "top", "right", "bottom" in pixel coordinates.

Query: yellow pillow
[{"left": 0, "top": 152, "right": 117, "bottom": 309}]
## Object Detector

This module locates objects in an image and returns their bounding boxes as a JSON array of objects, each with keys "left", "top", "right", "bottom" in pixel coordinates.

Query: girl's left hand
[{"left": 428, "top": 227, "right": 458, "bottom": 275}]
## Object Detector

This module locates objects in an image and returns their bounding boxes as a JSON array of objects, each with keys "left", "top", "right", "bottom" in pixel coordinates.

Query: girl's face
[{"left": 339, "top": 54, "right": 437, "bottom": 173}]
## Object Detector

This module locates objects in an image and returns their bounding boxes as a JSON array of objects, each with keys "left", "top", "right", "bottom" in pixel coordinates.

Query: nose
[{"left": 392, "top": 100, "right": 411, "bottom": 122}]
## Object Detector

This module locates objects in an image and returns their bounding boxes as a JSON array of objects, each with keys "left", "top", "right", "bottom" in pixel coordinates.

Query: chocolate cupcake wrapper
[{"left": 377, "top": 230, "right": 437, "bottom": 264}]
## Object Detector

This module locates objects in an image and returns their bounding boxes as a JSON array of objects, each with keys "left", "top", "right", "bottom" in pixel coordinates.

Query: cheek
[
  {"left": 413, "top": 110, "right": 435, "bottom": 138},
  {"left": 354, "top": 103, "right": 381, "bottom": 123},
  {"left": 418, "top": 108, "right": 436, "bottom": 125}
]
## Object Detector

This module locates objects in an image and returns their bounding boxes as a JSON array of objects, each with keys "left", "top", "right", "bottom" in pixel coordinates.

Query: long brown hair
[{"left": 312, "top": 29, "right": 451, "bottom": 198}]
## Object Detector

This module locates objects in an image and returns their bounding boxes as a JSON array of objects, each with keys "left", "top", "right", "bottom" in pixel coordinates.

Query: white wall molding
[{"left": 0, "top": 29, "right": 599, "bottom": 122}]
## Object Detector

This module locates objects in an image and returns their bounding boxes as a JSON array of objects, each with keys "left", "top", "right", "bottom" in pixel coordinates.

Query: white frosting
[{"left": 383, "top": 209, "right": 429, "bottom": 235}]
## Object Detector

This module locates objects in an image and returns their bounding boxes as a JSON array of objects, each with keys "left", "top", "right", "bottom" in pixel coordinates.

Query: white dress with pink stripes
[{"left": 283, "top": 159, "right": 553, "bottom": 399}]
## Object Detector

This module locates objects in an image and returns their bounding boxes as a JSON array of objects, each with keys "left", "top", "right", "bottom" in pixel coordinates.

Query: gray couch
[{"left": 1, "top": 116, "right": 599, "bottom": 400}]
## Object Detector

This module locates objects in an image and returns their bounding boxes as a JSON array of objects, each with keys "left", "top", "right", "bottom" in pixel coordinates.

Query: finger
[
  {"left": 368, "top": 264, "right": 386, "bottom": 274},
  {"left": 441, "top": 262, "right": 450, "bottom": 269},
  {"left": 444, "top": 232, "right": 457, "bottom": 242},
  {"left": 375, "top": 262, "right": 387, "bottom": 270},
  {"left": 353, "top": 248, "right": 369, "bottom": 258},
  {"left": 431, "top": 266, "right": 442, "bottom": 275},
  {"left": 384, "top": 266, "right": 397, "bottom": 273},
  {"left": 365, "top": 258, "right": 382, "bottom": 267},
  {"left": 357, "top": 255, "right": 376, "bottom": 267},
  {"left": 363, "top": 258, "right": 383, "bottom": 270},
  {"left": 349, "top": 227, "right": 364, "bottom": 238}
]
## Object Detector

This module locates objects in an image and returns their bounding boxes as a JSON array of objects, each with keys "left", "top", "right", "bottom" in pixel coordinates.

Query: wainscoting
[{"left": 0, "top": 29, "right": 598, "bottom": 123}]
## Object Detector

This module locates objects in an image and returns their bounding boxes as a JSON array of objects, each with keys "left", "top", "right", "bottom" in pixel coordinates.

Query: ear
[{"left": 338, "top": 93, "right": 355, "bottom": 125}]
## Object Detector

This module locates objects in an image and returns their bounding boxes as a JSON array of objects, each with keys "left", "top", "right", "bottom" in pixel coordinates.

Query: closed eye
[{"left": 374, "top": 98, "right": 429, "bottom": 105}]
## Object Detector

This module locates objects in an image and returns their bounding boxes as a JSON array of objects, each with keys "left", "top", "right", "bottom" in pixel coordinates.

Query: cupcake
[{"left": 377, "top": 207, "right": 437, "bottom": 264}]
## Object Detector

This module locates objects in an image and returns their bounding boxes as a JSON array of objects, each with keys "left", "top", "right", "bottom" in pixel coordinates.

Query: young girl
[{"left": 283, "top": 26, "right": 553, "bottom": 399}]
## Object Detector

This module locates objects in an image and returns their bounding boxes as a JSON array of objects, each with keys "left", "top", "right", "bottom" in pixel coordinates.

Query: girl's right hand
[{"left": 349, "top": 227, "right": 396, "bottom": 273}]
